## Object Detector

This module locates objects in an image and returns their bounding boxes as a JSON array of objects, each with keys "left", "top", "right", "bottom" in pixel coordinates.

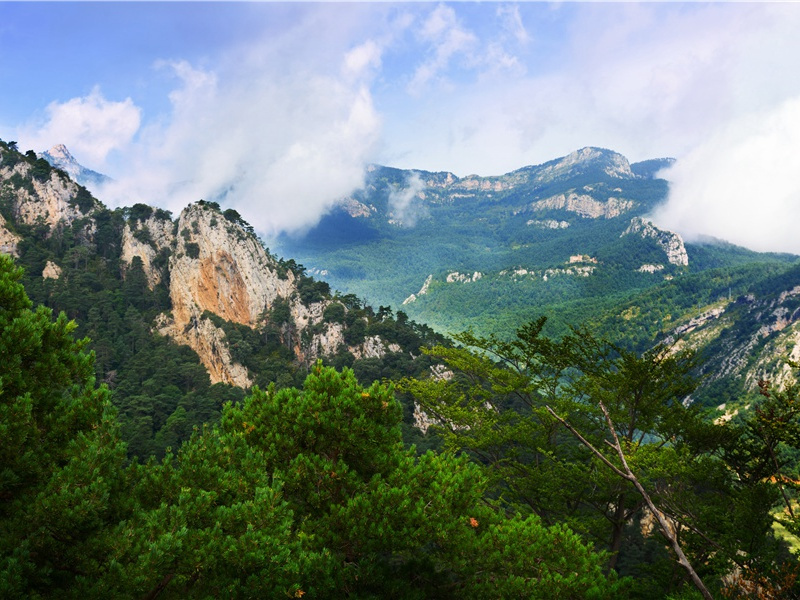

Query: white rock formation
[
  {"left": 0, "top": 213, "right": 21, "bottom": 256},
  {"left": 120, "top": 214, "right": 176, "bottom": 288},
  {"left": 42, "top": 260, "right": 62, "bottom": 279},
  {"left": 526, "top": 219, "right": 570, "bottom": 229},
  {"left": 349, "top": 335, "right": 389, "bottom": 360},
  {"left": 403, "top": 274, "right": 433, "bottom": 305},
  {"left": 529, "top": 192, "right": 633, "bottom": 219},
  {"left": 622, "top": 217, "right": 689, "bottom": 266},
  {"left": 157, "top": 203, "right": 298, "bottom": 385},
  {"left": 637, "top": 264, "right": 665, "bottom": 273},
  {"left": 537, "top": 147, "right": 635, "bottom": 181},
  {"left": 446, "top": 271, "right": 482, "bottom": 283},
  {"left": 0, "top": 162, "right": 88, "bottom": 231}
]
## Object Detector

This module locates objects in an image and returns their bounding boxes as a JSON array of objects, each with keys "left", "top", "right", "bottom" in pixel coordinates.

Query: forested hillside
[
  {"left": 276, "top": 148, "right": 796, "bottom": 344},
  {"left": 0, "top": 139, "right": 446, "bottom": 458},
  {"left": 4, "top": 137, "right": 800, "bottom": 597}
]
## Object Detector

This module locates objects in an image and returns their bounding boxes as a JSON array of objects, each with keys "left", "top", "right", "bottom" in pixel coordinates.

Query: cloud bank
[
  {"left": 96, "top": 54, "right": 381, "bottom": 235},
  {"left": 653, "top": 96, "right": 800, "bottom": 254},
  {"left": 11, "top": 3, "right": 800, "bottom": 255},
  {"left": 20, "top": 88, "right": 141, "bottom": 165}
]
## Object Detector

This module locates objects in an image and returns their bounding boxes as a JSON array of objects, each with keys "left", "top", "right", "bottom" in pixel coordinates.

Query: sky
[{"left": 2, "top": 2, "right": 800, "bottom": 254}]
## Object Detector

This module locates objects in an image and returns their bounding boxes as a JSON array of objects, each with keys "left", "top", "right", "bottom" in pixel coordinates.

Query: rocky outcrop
[
  {"left": 403, "top": 274, "right": 433, "bottom": 305},
  {"left": 0, "top": 162, "right": 88, "bottom": 231},
  {"left": 451, "top": 175, "right": 515, "bottom": 193},
  {"left": 499, "top": 265, "right": 595, "bottom": 281},
  {"left": 347, "top": 335, "right": 401, "bottom": 361},
  {"left": 529, "top": 192, "right": 634, "bottom": 219},
  {"left": 446, "top": 271, "right": 482, "bottom": 283},
  {"left": 622, "top": 217, "right": 689, "bottom": 266},
  {"left": 0, "top": 213, "right": 21, "bottom": 256},
  {"left": 155, "top": 312, "right": 253, "bottom": 387},
  {"left": 535, "top": 147, "right": 635, "bottom": 182},
  {"left": 157, "top": 203, "right": 298, "bottom": 385},
  {"left": 526, "top": 219, "right": 570, "bottom": 229},
  {"left": 42, "top": 260, "right": 63, "bottom": 279},
  {"left": 638, "top": 264, "right": 665, "bottom": 273},
  {"left": 39, "top": 144, "right": 110, "bottom": 190},
  {"left": 338, "top": 197, "right": 374, "bottom": 218},
  {"left": 121, "top": 214, "right": 175, "bottom": 288},
  {"left": 168, "top": 204, "right": 296, "bottom": 328}
]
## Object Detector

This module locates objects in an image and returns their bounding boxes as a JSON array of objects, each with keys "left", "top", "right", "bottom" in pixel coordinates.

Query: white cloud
[
  {"left": 407, "top": 4, "right": 478, "bottom": 95},
  {"left": 388, "top": 172, "right": 427, "bottom": 227},
  {"left": 652, "top": 96, "right": 800, "bottom": 254},
  {"left": 98, "top": 48, "right": 381, "bottom": 235},
  {"left": 343, "top": 39, "right": 382, "bottom": 81},
  {"left": 497, "top": 5, "right": 530, "bottom": 47},
  {"left": 19, "top": 87, "right": 140, "bottom": 167}
]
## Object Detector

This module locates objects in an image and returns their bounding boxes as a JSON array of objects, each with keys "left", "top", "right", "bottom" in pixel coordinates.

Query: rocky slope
[{"left": 2, "top": 140, "right": 441, "bottom": 393}]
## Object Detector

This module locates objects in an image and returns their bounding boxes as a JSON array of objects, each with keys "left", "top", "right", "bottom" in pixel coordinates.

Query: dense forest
[{"left": 3, "top": 252, "right": 800, "bottom": 598}]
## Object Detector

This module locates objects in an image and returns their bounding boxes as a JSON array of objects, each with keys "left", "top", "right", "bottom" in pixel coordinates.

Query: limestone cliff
[
  {"left": 154, "top": 203, "right": 297, "bottom": 385},
  {"left": 535, "top": 147, "right": 635, "bottom": 182},
  {"left": 0, "top": 156, "right": 93, "bottom": 232},
  {"left": 622, "top": 217, "right": 689, "bottom": 267},
  {"left": 529, "top": 192, "right": 634, "bottom": 219},
  {"left": 120, "top": 213, "right": 175, "bottom": 288},
  {"left": 0, "top": 213, "right": 20, "bottom": 256}
]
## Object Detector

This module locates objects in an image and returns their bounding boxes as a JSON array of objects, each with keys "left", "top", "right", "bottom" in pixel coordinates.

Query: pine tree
[{"left": 0, "top": 254, "right": 128, "bottom": 597}]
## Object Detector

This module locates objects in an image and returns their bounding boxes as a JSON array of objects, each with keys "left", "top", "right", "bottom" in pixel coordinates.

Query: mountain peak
[
  {"left": 550, "top": 147, "right": 634, "bottom": 179},
  {"left": 39, "top": 143, "right": 110, "bottom": 190},
  {"left": 44, "top": 143, "right": 76, "bottom": 163}
]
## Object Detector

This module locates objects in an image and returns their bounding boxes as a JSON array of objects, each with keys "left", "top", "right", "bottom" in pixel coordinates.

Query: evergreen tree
[
  {"left": 107, "top": 363, "right": 623, "bottom": 598},
  {"left": 0, "top": 254, "right": 128, "bottom": 597}
]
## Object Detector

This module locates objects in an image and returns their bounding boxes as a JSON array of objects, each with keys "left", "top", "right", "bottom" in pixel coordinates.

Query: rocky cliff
[
  {"left": 528, "top": 192, "right": 634, "bottom": 219},
  {"left": 622, "top": 217, "right": 689, "bottom": 267},
  {"left": 0, "top": 147, "right": 95, "bottom": 232}
]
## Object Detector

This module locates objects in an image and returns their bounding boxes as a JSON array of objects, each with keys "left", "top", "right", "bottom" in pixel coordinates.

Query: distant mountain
[
  {"left": 276, "top": 147, "right": 796, "bottom": 337},
  {"left": 39, "top": 143, "right": 111, "bottom": 190}
]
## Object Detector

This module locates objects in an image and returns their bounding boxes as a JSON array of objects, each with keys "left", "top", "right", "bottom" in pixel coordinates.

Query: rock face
[
  {"left": 39, "top": 144, "right": 110, "bottom": 190},
  {"left": 529, "top": 192, "right": 634, "bottom": 219},
  {"left": 446, "top": 271, "right": 482, "bottom": 283},
  {"left": 151, "top": 203, "right": 298, "bottom": 386},
  {"left": 0, "top": 213, "right": 21, "bottom": 256},
  {"left": 42, "top": 260, "right": 62, "bottom": 279},
  {"left": 403, "top": 274, "right": 433, "bottom": 305},
  {"left": 113, "top": 200, "right": 405, "bottom": 387},
  {"left": 169, "top": 204, "right": 296, "bottom": 328},
  {"left": 535, "top": 147, "right": 635, "bottom": 181},
  {"left": 121, "top": 214, "right": 175, "bottom": 288},
  {"left": 622, "top": 217, "right": 689, "bottom": 266},
  {"left": 0, "top": 162, "right": 87, "bottom": 232},
  {"left": 0, "top": 146, "right": 98, "bottom": 254}
]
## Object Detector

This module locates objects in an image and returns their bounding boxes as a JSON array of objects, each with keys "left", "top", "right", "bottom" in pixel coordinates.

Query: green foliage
[
  {"left": 402, "top": 318, "right": 788, "bottom": 596},
  {"left": 0, "top": 254, "right": 128, "bottom": 597},
  {"left": 126, "top": 203, "right": 153, "bottom": 223},
  {"left": 184, "top": 241, "right": 200, "bottom": 259},
  {"left": 322, "top": 300, "right": 346, "bottom": 324},
  {"left": 106, "top": 363, "right": 623, "bottom": 598}
]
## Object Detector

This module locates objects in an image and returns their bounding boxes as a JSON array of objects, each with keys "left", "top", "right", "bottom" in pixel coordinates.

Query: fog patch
[{"left": 388, "top": 172, "right": 428, "bottom": 227}]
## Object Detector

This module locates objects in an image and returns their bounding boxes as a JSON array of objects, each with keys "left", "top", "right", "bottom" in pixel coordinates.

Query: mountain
[
  {"left": 0, "top": 138, "right": 445, "bottom": 457},
  {"left": 4, "top": 136, "right": 800, "bottom": 441},
  {"left": 276, "top": 147, "right": 796, "bottom": 336},
  {"left": 39, "top": 143, "right": 111, "bottom": 190}
]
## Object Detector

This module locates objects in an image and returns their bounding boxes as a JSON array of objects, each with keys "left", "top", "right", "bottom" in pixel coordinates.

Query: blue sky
[{"left": 2, "top": 2, "right": 800, "bottom": 253}]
